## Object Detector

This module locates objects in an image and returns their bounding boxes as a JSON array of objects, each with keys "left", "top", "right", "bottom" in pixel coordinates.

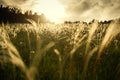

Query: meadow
[{"left": 0, "top": 19, "right": 120, "bottom": 80}]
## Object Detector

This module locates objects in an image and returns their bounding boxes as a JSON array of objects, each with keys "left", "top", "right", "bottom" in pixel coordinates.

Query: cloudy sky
[{"left": 0, "top": 0, "right": 120, "bottom": 23}]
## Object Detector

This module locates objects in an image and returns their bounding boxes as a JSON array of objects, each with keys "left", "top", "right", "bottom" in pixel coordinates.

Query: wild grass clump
[{"left": 0, "top": 19, "right": 120, "bottom": 80}]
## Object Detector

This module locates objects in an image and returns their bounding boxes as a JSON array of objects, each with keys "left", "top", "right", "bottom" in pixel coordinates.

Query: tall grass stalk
[
  {"left": 70, "top": 34, "right": 87, "bottom": 58},
  {"left": 82, "top": 47, "right": 98, "bottom": 80},
  {"left": 0, "top": 22, "right": 55, "bottom": 80},
  {"left": 85, "top": 20, "right": 98, "bottom": 55},
  {"left": 98, "top": 21, "right": 120, "bottom": 59},
  {"left": 54, "top": 49, "right": 62, "bottom": 80},
  {"left": 93, "top": 21, "right": 120, "bottom": 78}
]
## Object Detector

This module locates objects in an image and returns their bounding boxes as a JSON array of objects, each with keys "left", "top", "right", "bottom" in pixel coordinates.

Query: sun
[{"left": 31, "top": 0, "right": 66, "bottom": 23}]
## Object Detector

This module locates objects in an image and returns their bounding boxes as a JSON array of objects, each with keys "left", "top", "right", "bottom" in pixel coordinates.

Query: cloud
[
  {"left": 0, "top": 0, "right": 29, "bottom": 6},
  {"left": 0, "top": 0, "right": 120, "bottom": 22},
  {"left": 0, "top": 0, "right": 40, "bottom": 11},
  {"left": 59, "top": 0, "right": 120, "bottom": 21}
]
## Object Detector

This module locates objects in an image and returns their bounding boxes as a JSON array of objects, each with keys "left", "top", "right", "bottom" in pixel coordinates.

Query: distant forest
[{"left": 0, "top": 5, "right": 49, "bottom": 23}]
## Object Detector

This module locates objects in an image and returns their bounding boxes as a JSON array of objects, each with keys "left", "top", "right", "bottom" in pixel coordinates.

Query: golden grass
[{"left": 0, "top": 19, "right": 120, "bottom": 80}]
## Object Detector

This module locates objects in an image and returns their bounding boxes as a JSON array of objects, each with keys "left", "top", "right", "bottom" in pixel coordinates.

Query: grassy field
[{"left": 0, "top": 19, "right": 120, "bottom": 80}]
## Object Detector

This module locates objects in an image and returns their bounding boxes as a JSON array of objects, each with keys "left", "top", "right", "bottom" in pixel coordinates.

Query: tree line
[{"left": 0, "top": 5, "right": 49, "bottom": 23}]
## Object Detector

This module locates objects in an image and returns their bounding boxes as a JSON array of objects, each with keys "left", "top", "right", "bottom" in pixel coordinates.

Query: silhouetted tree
[{"left": 0, "top": 5, "right": 48, "bottom": 23}]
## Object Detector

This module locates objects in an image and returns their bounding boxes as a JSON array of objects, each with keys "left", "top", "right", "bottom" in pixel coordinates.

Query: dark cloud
[{"left": 59, "top": 0, "right": 120, "bottom": 21}]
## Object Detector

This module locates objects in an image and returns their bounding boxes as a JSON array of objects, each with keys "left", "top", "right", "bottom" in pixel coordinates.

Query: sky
[{"left": 0, "top": 0, "right": 120, "bottom": 23}]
